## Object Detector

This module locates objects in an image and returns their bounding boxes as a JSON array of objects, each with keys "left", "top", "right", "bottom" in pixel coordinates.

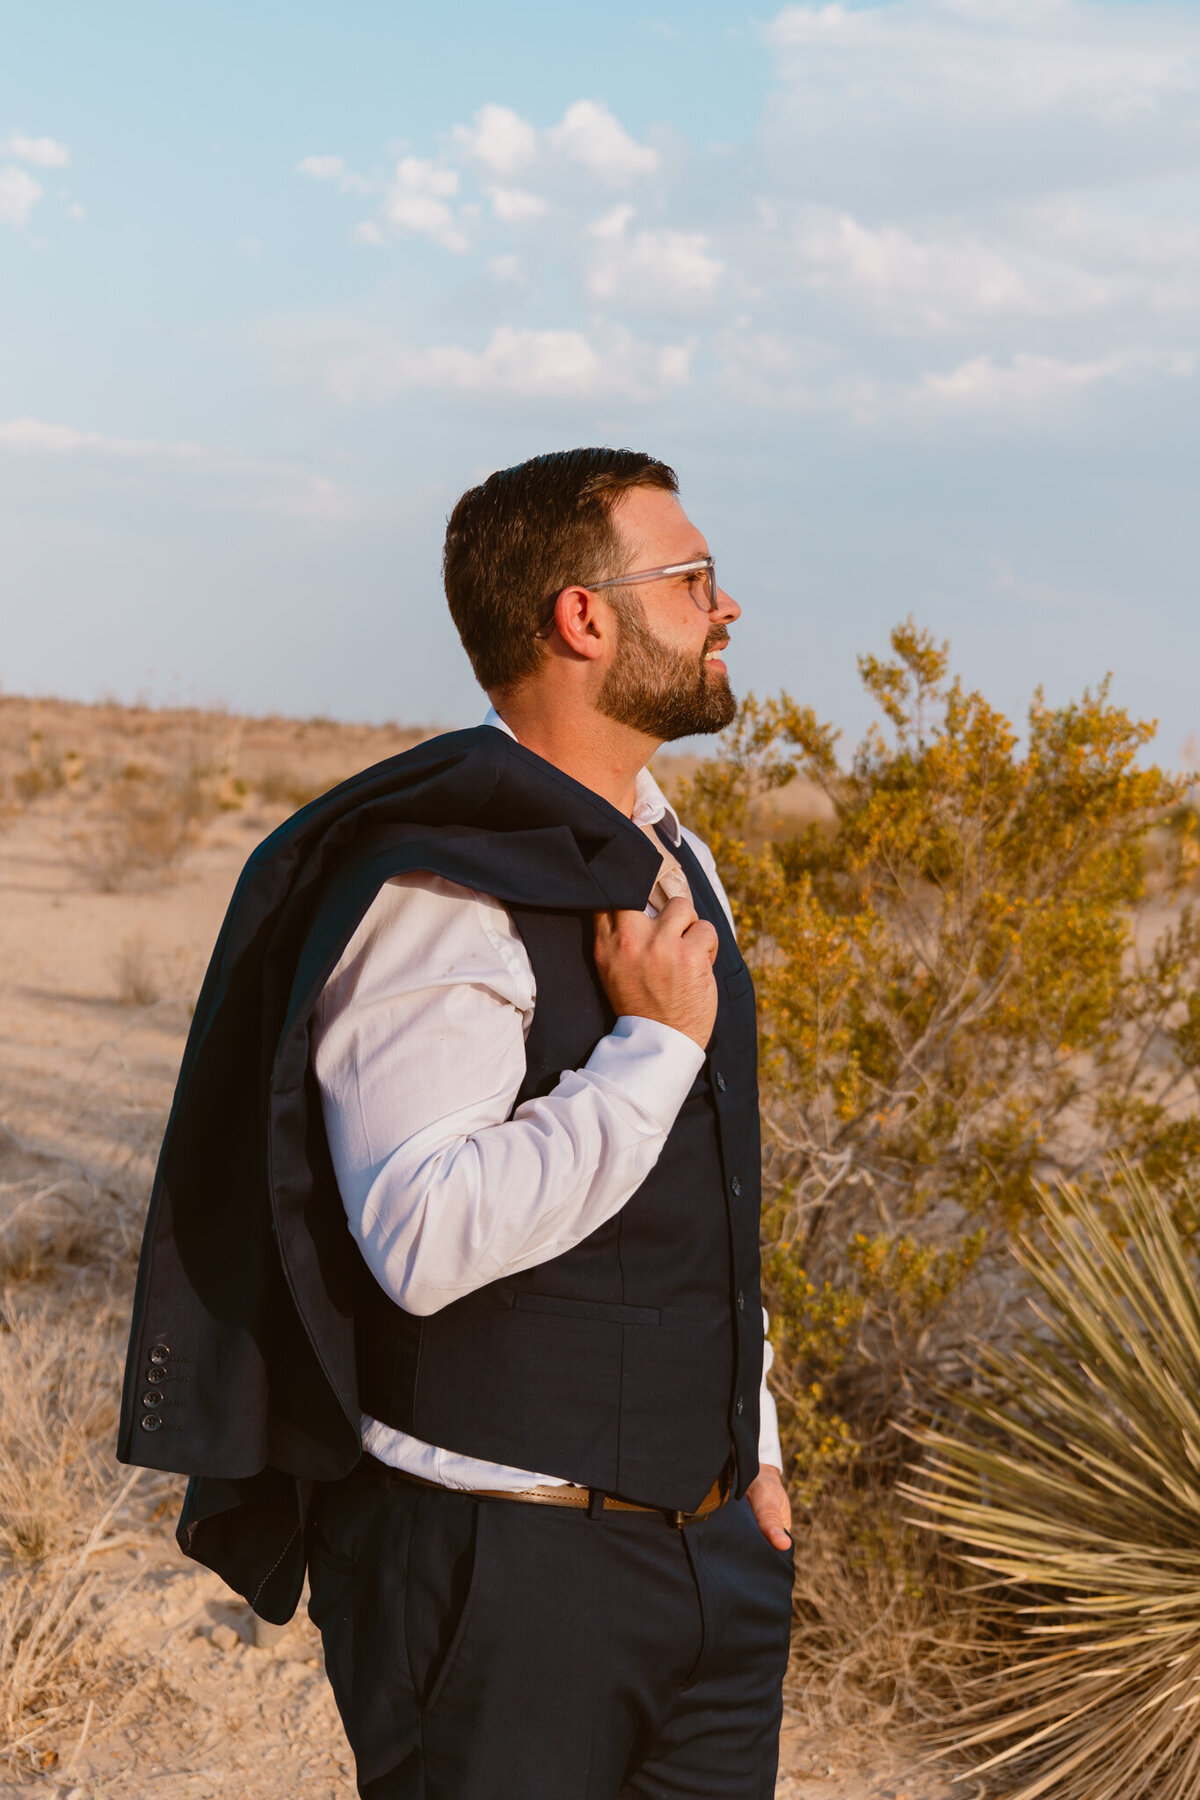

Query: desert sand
[{"left": 0, "top": 697, "right": 947, "bottom": 1799}]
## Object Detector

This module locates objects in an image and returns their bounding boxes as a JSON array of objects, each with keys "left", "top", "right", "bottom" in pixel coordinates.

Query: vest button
[
  {"left": 715, "top": 1071, "right": 727, "bottom": 1092},
  {"left": 737, "top": 1290, "right": 745, "bottom": 1310},
  {"left": 736, "top": 1395, "right": 745, "bottom": 1415},
  {"left": 730, "top": 1175, "right": 742, "bottom": 1197}
]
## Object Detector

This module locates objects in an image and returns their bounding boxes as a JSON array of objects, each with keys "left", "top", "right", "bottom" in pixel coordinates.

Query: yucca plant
[{"left": 904, "top": 1170, "right": 1200, "bottom": 1800}]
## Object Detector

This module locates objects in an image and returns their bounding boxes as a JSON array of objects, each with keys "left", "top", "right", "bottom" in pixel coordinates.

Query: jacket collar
[{"left": 483, "top": 707, "right": 682, "bottom": 848}]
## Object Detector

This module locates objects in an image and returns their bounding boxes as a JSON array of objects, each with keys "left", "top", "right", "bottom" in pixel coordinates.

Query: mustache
[{"left": 703, "top": 625, "right": 730, "bottom": 658}]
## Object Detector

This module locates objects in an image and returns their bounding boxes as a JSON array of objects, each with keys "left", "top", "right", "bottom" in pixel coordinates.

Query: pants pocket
[{"left": 404, "top": 1489, "right": 485, "bottom": 1714}]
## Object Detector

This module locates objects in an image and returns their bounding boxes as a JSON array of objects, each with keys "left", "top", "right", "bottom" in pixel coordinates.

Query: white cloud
[
  {"left": 790, "top": 208, "right": 1119, "bottom": 332},
  {"left": 297, "top": 154, "right": 346, "bottom": 181},
  {"left": 296, "top": 154, "right": 373, "bottom": 195},
  {"left": 354, "top": 220, "right": 385, "bottom": 247},
  {"left": 8, "top": 133, "right": 69, "bottom": 168},
  {"left": 0, "top": 165, "right": 43, "bottom": 227},
  {"left": 913, "top": 345, "right": 1196, "bottom": 418},
  {"left": 546, "top": 100, "right": 658, "bottom": 183},
  {"left": 588, "top": 204, "right": 635, "bottom": 241},
  {"left": 454, "top": 104, "right": 537, "bottom": 176},
  {"left": 762, "top": 0, "right": 1200, "bottom": 214},
  {"left": 487, "top": 185, "right": 549, "bottom": 223},
  {"left": 586, "top": 206, "right": 724, "bottom": 311},
  {"left": 381, "top": 157, "right": 467, "bottom": 251},
  {"left": 715, "top": 326, "right": 844, "bottom": 412},
  {"left": 767, "top": 1, "right": 1199, "bottom": 122},
  {"left": 395, "top": 157, "right": 457, "bottom": 200},
  {"left": 713, "top": 328, "right": 1196, "bottom": 424},
  {"left": 280, "top": 322, "right": 693, "bottom": 404},
  {"left": 0, "top": 417, "right": 359, "bottom": 519},
  {"left": 280, "top": 9, "right": 1200, "bottom": 437}
]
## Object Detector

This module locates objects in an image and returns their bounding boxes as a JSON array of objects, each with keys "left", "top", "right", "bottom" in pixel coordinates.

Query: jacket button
[
  {"left": 715, "top": 1071, "right": 727, "bottom": 1092},
  {"left": 140, "top": 1414, "right": 163, "bottom": 1432},
  {"left": 730, "top": 1176, "right": 742, "bottom": 1197},
  {"left": 737, "top": 1290, "right": 745, "bottom": 1310},
  {"left": 148, "top": 1345, "right": 170, "bottom": 1364},
  {"left": 142, "top": 1390, "right": 164, "bottom": 1408},
  {"left": 736, "top": 1395, "right": 744, "bottom": 1415}
]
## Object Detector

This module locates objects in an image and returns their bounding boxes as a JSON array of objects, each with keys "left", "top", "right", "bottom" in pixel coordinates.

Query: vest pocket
[
  {"left": 724, "top": 965, "right": 753, "bottom": 1000},
  {"left": 506, "top": 1290, "right": 661, "bottom": 1327}
]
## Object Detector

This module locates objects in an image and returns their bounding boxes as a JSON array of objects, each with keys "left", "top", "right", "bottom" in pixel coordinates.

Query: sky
[{"left": 2, "top": 0, "right": 1199, "bottom": 764}]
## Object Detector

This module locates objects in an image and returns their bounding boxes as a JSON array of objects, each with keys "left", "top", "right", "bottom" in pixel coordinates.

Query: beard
[{"left": 595, "top": 594, "right": 737, "bottom": 741}]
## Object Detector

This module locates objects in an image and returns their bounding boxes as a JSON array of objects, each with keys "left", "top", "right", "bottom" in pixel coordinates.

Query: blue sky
[{"left": 2, "top": 0, "right": 1199, "bottom": 763}]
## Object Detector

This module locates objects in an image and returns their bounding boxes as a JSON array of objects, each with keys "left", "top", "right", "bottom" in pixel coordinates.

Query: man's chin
[
  {"left": 660, "top": 682, "right": 737, "bottom": 742},
  {"left": 701, "top": 672, "right": 737, "bottom": 733}
]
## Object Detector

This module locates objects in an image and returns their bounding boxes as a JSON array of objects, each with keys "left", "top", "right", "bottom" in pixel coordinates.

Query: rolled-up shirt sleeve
[{"left": 311, "top": 871, "right": 705, "bottom": 1316}]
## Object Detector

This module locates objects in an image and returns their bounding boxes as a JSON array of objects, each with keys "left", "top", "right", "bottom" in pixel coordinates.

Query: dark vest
[{"left": 354, "top": 829, "right": 764, "bottom": 1514}]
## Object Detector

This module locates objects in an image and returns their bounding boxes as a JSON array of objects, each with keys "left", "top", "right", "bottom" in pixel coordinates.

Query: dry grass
[
  {"left": 0, "top": 1142, "right": 171, "bottom": 1766},
  {"left": 0, "top": 1133, "right": 144, "bottom": 1288},
  {"left": 0, "top": 1311, "right": 124, "bottom": 1564},
  {"left": 257, "top": 765, "right": 339, "bottom": 809},
  {"left": 787, "top": 1470, "right": 986, "bottom": 1739},
  {"left": 0, "top": 1303, "right": 156, "bottom": 1769},
  {"left": 72, "top": 763, "right": 215, "bottom": 892},
  {"left": 0, "top": 1127, "right": 176, "bottom": 1772},
  {"left": 112, "top": 933, "right": 160, "bottom": 1008}
]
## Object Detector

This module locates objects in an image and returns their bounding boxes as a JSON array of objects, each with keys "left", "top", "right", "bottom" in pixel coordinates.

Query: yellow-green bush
[{"left": 681, "top": 622, "right": 1200, "bottom": 1496}]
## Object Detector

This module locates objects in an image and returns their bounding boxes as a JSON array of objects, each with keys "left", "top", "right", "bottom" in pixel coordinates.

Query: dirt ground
[{"left": 0, "top": 698, "right": 948, "bottom": 1800}]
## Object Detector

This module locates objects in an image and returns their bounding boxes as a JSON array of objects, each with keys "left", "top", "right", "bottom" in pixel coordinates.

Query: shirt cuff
[
  {"left": 759, "top": 1310, "right": 783, "bottom": 1471},
  {"left": 583, "top": 1015, "right": 706, "bottom": 1135}
]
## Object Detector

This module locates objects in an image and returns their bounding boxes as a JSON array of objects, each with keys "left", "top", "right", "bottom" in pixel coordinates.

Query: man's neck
[{"left": 489, "top": 697, "right": 658, "bottom": 819}]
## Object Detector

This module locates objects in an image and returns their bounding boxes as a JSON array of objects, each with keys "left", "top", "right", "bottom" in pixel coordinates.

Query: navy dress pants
[{"left": 307, "top": 1459, "right": 794, "bottom": 1800}]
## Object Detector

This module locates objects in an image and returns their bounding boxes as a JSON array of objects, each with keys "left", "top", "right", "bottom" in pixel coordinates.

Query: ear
[{"left": 547, "top": 585, "right": 611, "bottom": 662}]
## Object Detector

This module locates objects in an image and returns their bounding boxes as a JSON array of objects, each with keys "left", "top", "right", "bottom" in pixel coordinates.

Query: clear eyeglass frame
[{"left": 536, "top": 556, "right": 718, "bottom": 637}]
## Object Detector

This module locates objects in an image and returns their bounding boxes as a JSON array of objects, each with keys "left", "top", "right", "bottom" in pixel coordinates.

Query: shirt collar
[{"left": 482, "top": 706, "right": 682, "bottom": 847}]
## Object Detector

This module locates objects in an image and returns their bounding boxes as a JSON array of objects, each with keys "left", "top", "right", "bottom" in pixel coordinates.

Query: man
[{"left": 119, "top": 448, "right": 792, "bottom": 1799}]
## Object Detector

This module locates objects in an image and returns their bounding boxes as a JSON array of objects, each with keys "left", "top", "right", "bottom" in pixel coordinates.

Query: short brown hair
[{"left": 443, "top": 447, "right": 678, "bottom": 694}]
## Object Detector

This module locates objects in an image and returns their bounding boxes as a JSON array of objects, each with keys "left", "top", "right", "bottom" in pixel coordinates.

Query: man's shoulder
[{"left": 245, "top": 725, "right": 512, "bottom": 875}]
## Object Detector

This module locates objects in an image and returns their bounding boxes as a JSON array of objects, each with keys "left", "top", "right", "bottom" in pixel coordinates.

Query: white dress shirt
[{"left": 311, "top": 710, "right": 781, "bottom": 1491}]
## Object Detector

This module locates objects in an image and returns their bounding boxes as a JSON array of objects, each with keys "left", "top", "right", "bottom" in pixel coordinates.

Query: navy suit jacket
[{"left": 117, "top": 727, "right": 662, "bottom": 1618}]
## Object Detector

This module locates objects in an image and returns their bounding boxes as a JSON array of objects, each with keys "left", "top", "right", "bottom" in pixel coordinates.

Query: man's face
[{"left": 595, "top": 487, "right": 741, "bottom": 743}]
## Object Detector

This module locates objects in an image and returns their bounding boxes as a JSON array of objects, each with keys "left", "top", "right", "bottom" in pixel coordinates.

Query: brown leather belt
[{"left": 361, "top": 1456, "right": 730, "bottom": 1529}]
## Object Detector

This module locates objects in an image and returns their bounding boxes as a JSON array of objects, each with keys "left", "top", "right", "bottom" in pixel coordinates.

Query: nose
[{"left": 713, "top": 585, "right": 740, "bottom": 624}]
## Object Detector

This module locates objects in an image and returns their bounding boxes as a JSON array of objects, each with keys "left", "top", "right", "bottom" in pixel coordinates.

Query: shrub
[
  {"left": 257, "top": 766, "right": 336, "bottom": 809},
  {"left": 684, "top": 622, "right": 1200, "bottom": 1490},
  {"left": 904, "top": 1170, "right": 1200, "bottom": 1800},
  {"left": 73, "top": 762, "right": 214, "bottom": 891},
  {"left": 785, "top": 1465, "right": 983, "bottom": 1732},
  {"left": 112, "top": 934, "right": 159, "bottom": 1008}
]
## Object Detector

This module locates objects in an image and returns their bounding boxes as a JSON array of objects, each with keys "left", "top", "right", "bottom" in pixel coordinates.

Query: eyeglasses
[
  {"left": 536, "top": 556, "right": 719, "bottom": 637},
  {"left": 587, "top": 556, "right": 718, "bottom": 613}
]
